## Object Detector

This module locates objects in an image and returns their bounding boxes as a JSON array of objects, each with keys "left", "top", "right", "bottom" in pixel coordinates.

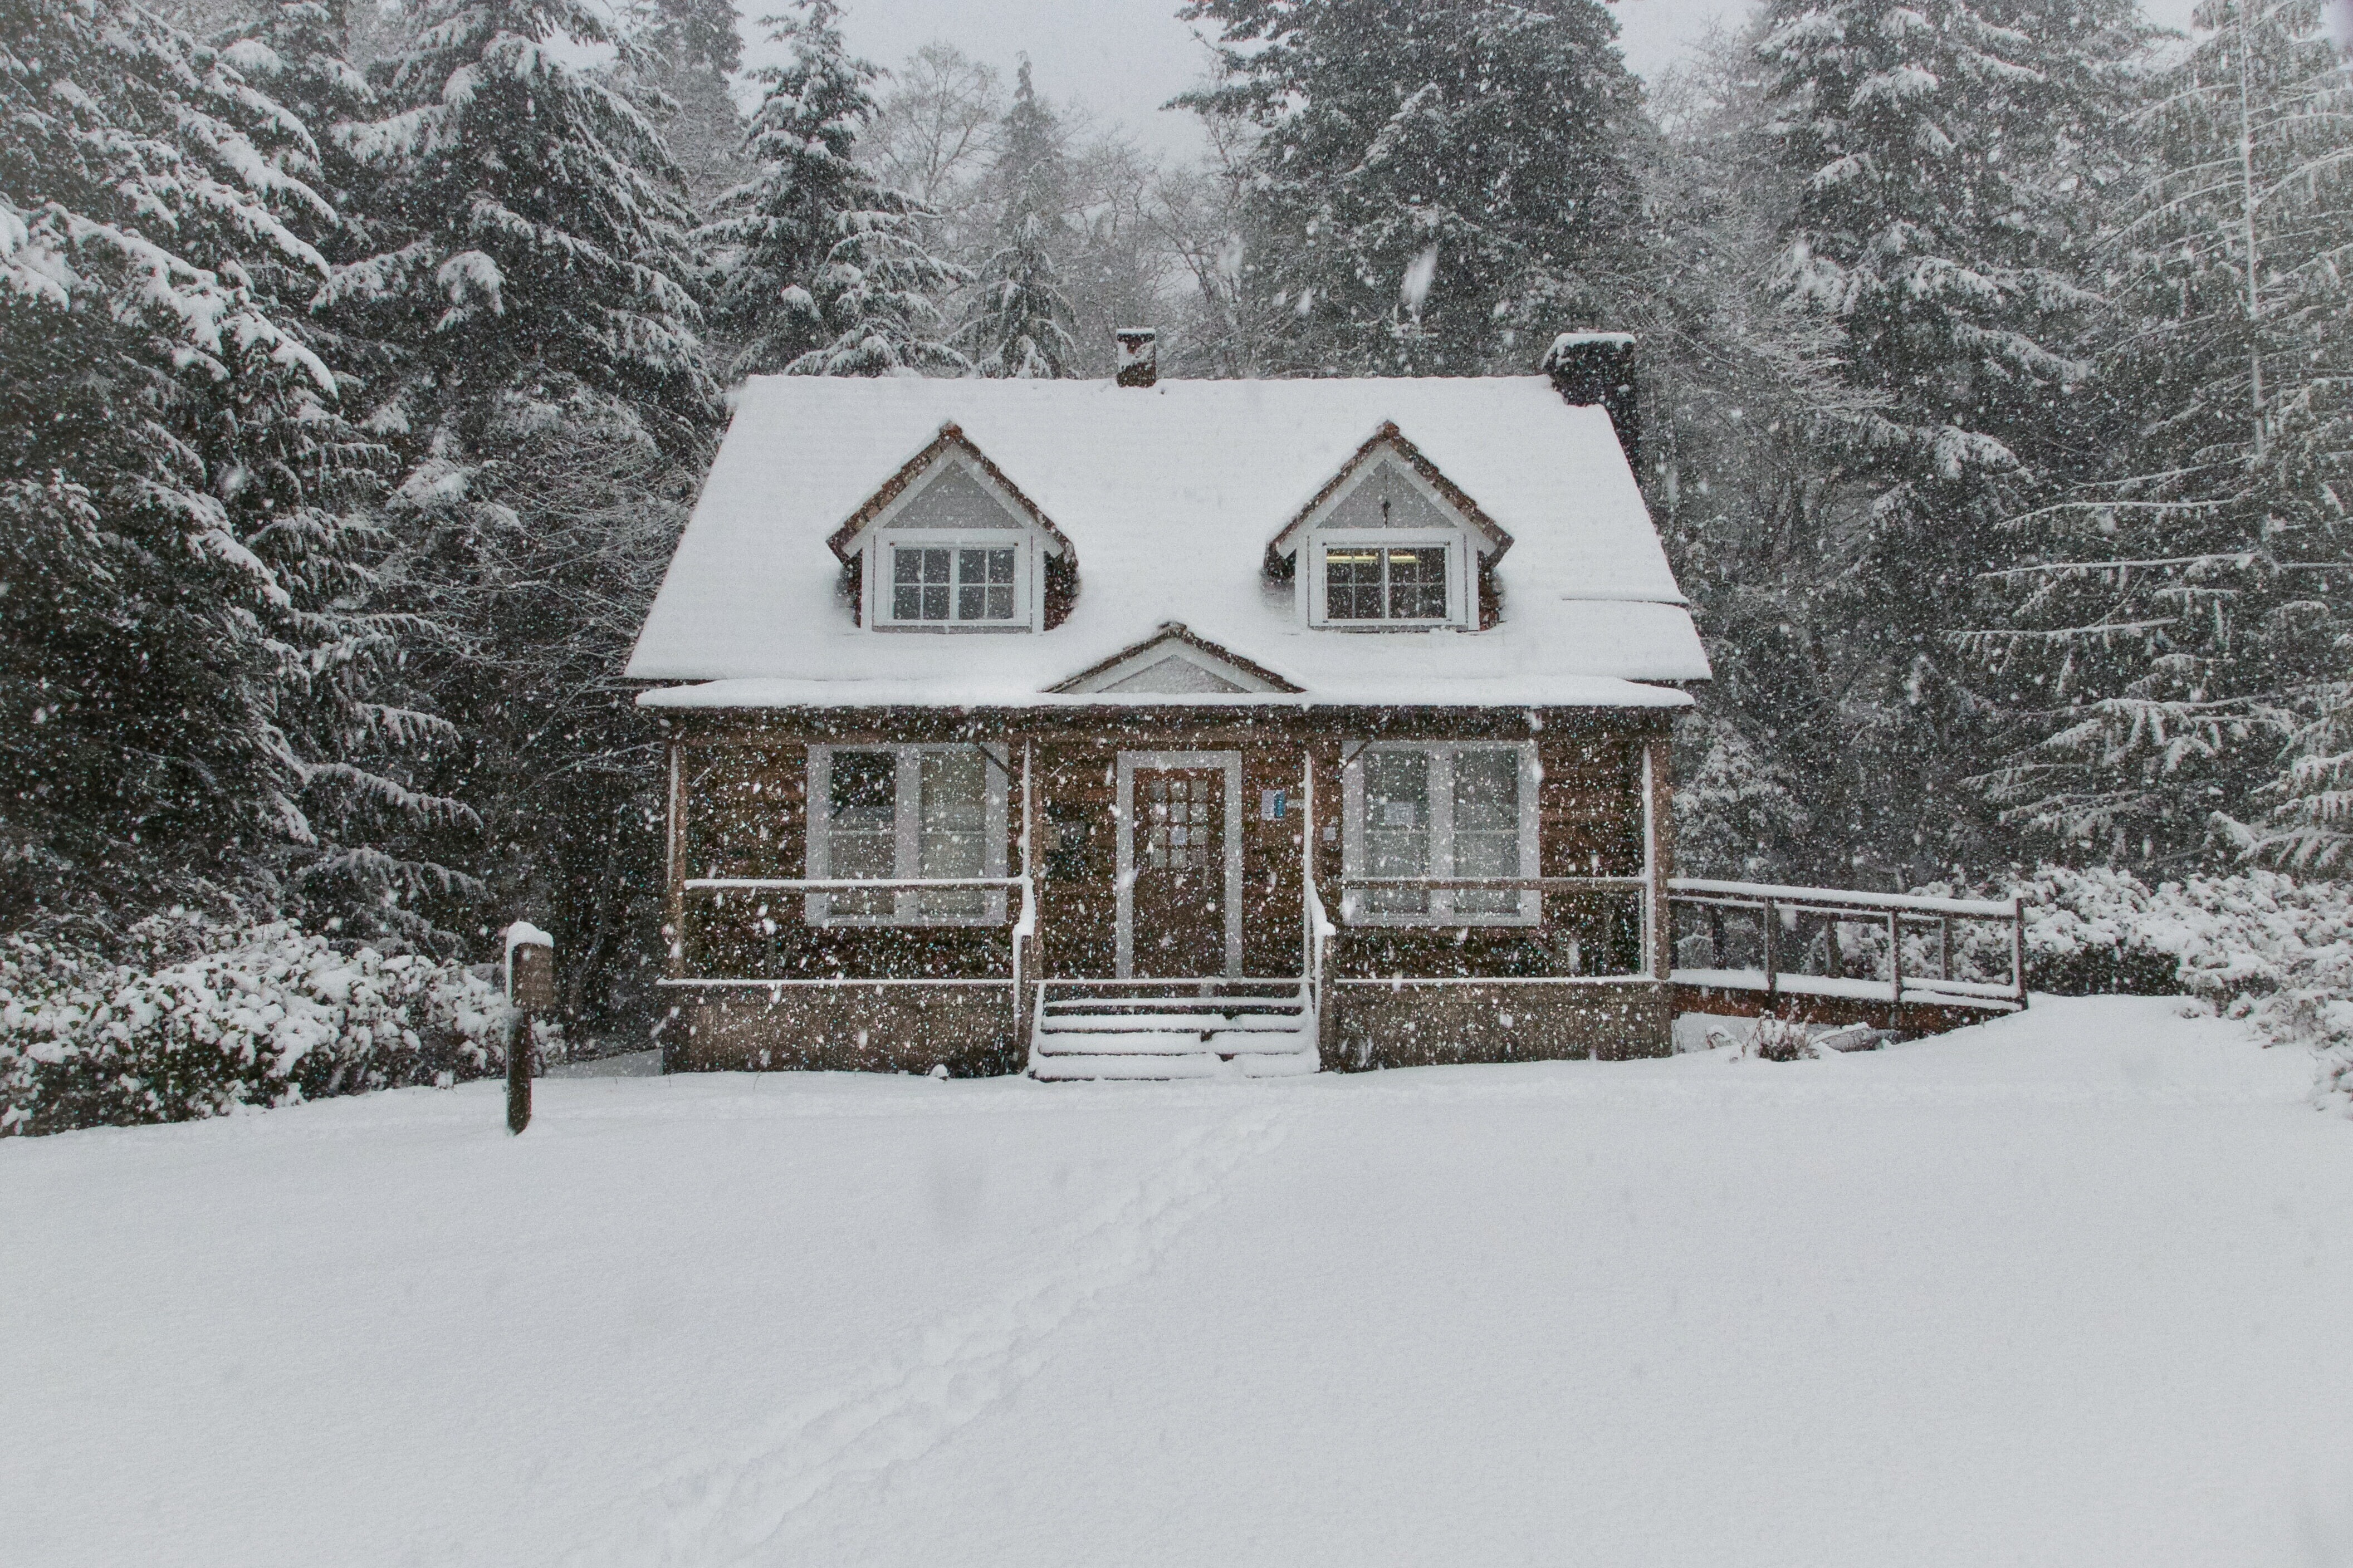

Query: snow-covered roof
[{"left": 629, "top": 375, "right": 1710, "bottom": 709}]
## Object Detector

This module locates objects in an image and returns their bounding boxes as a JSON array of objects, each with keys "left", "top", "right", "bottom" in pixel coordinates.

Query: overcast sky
[{"left": 737, "top": 0, "right": 2213, "bottom": 161}]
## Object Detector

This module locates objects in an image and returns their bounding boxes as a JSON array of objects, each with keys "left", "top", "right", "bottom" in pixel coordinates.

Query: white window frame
[
  {"left": 870, "top": 534, "right": 1035, "bottom": 631},
  {"left": 1305, "top": 533, "right": 1471, "bottom": 628},
  {"left": 1341, "top": 742, "right": 1540, "bottom": 927},
  {"left": 805, "top": 743, "right": 1009, "bottom": 925},
  {"left": 857, "top": 450, "right": 1045, "bottom": 633}
]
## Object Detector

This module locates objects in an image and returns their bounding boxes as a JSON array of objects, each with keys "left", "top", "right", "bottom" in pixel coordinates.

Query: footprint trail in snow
[{"left": 568, "top": 1102, "right": 1291, "bottom": 1567}]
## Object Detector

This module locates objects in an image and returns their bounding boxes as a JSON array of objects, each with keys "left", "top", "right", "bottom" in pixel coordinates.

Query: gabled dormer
[
  {"left": 828, "top": 423, "right": 1075, "bottom": 632},
  {"left": 1268, "top": 423, "right": 1510, "bottom": 631}
]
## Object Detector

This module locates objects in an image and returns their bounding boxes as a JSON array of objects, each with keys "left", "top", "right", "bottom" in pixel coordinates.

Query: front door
[{"left": 1131, "top": 768, "right": 1226, "bottom": 977}]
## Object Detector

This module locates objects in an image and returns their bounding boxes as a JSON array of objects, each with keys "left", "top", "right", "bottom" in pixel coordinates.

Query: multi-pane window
[
  {"left": 1322, "top": 545, "right": 1450, "bottom": 621},
  {"left": 1344, "top": 744, "right": 1538, "bottom": 925},
  {"left": 1142, "top": 776, "right": 1214, "bottom": 869},
  {"left": 915, "top": 749, "right": 987, "bottom": 918},
  {"left": 891, "top": 546, "right": 1017, "bottom": 623},
  {"left": 808, "top": 745, "right": 1006, "bottom": 923},
  {"left": 1362, "top": 751, "right": 1432, "bottom": 914},
  {"left": 824, "top": 751, "right": 898, "bottom": 919}
]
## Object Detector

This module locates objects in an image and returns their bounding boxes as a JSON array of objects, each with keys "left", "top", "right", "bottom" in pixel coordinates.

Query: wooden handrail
[
  {"left": 1668, "top": 878, "right": 2014, "bottom": 918},
  {"left": 1667, "top": 882, "right": 2027, "bottom": 1008},
  {"left": 684, "top": 876, "right": 1025, "bottom": 891},
  {"left": 1339, "top": 875, "right": 1648, "bottom": 891}
]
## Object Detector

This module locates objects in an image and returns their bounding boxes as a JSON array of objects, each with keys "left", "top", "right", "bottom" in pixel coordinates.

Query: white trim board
[
  {"left": 1056, "top": 634, "right": 1290, "bottom": 695},
  {"left": 1341, "top": 741, "right": 1542, "bottom": 927},
  {"left": 1114, "top": 750, "right": 1245, "bottom": 979},
  {"left": 804, "top": 743, "right": 1010, "bottom": 925}
]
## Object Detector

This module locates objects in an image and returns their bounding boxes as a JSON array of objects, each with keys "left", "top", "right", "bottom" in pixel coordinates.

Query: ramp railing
[{"left": 1666, "top": 879, "right": 2027, "bottom": 1012}]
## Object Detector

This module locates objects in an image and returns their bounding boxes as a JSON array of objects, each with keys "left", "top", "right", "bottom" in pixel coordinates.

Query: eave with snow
[{"left": 629, "top": 334, "right": 1715, "bottom": 1078}]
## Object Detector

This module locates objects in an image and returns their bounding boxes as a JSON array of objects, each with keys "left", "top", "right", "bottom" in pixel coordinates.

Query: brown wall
[
  {"left": 1330, "top": 981, "right": 1671, "bottom": 1068},
  {"left": 669, "top": 984, "right": 1020, "bottom": 1076},
  {"left": 660, "top": 705, "right": 1679, "bottom": 1070}
]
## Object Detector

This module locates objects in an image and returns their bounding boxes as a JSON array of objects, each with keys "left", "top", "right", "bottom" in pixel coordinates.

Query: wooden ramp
[{"left": 1667, "top": 879, "right": 2027, "bottom": 1038}]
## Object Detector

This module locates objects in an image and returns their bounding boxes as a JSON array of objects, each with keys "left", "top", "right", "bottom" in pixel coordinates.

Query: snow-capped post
[
  {"left": 1115, "top": 327, "right": 1157, "bottom": 388},
  {"left": 504, "top": 923, "right": 555, "bottom": 1135},
  {"left": 1543, "top": 332, "right": 1640, "bottom": 471}
]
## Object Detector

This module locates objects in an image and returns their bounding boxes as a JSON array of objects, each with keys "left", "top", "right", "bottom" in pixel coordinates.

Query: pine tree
[
  {"left": 620, "top": 0, "right": 748, "bottom": 210},
  {"left": 1969, "top": 0, "right": 2352, "bottom": 868},
  {"left": 322, "top": 0, "right": 718, "bottom": 447},
  {"left": 2269, "top": 681, "right": 2353, "bottom": 872},
  {"left": 1639, "top": 27, "right": 1897, "bottom": 882},
  {"left": 1, "top": 0, "right": 461, "bottom": 935},
  {"left": 960, "top": 59, "right": 1078, "bottom": 379},
  {"left": 1752, "top": 0, "right": 2146, "bottom": 879},
  {"left": 700, "top": 0, "right": 965, "bottom": 378},
  {"left": 1177, "top": 0, "right": 1652, "bottom": 376}
]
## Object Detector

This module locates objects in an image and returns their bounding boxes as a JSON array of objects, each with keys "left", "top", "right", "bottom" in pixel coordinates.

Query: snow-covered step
[
  {"left": 1029, "top": 1052, "right": 1234, "bottom": 1081},
  {"left": 1038, "top": 1031, "right": 1234, "bottom": 1057},
  {"left": 1030, "top": 1046, "right": 1320, "bottom": 1081},
  {"left": 1041, "top": 998, "right": 1304, "bottom": 1016},
  {"left": 1036, "top": 1031, "right": 1313, "bottom": 1057},
  {"left": 1039, "top": 1012, "right": 1305, "bottom": 1035},
  {"left": 1028, "top": 983, "right": 1322, "bottom": 1080}
]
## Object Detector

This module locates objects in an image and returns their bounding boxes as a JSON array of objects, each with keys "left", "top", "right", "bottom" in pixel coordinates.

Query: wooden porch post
[
  {"left": 664, "top": 738, "right": 685, "bottom": 981},
  {"left": 1641, "top": 733, "right": 1672, "bottom": 982},
  {"left": 1015, "top": 737, "right": 1039, "bottom": 1058}
]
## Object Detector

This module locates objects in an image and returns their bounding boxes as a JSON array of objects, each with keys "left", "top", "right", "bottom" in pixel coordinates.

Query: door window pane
[
  {"left": 828, "top": 750, "right": 897, "bottom": 915},
  {"left": 1452, "top": 748, "right": 1520, "bottom": 915},
  {"left": 915, "top": 748, "right": 987, "bottom": 917},
  {"left": 1364, "top": 751, "right": 1431, "bottom": 914},
  {"left": 1142, "top": 776, "right": 1216, "bottom": 870}
]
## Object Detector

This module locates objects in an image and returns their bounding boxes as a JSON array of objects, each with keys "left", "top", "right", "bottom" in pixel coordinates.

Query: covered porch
[{"left": 654, "top": 706, "right": 1681, "bottom": 1076}]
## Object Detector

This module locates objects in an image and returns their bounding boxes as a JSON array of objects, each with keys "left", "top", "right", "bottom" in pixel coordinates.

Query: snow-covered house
[{"left": 627, "top": 334, "right": 1711, "bottom": 1076}]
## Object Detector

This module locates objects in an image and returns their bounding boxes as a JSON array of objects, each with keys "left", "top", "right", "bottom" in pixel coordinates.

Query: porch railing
[
  {"left": 1334, "top": 875, "right": 1657, "bottom": 981},
  {"left": 1665, "top": 879, "right": 2027, "bottom": 1011}
]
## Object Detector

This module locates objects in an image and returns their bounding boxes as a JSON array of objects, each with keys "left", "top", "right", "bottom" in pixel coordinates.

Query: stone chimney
[
  {"left": 1543, "top": 331, "right": 1639, "bottom": 471},
  {"left": 1115, "top": 327, "right": 1158, "bottom": 388}
]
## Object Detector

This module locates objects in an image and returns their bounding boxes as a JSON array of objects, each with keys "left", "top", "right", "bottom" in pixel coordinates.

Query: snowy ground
[{"left": 6, "top": 997, "right": 2350, "bottom": 1568}]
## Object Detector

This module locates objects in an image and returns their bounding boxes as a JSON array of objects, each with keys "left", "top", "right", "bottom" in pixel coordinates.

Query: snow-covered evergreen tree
[
  {"left": 960, "top": 59, "right": 1078, "bottom": 379},
  {"left": 700, "top": 0, "right": 965, "bottom": 378},
  {"left": 2269, "top": 681, "right": 2353, "bottom": 872},
  {"left": 1969, "top": 0, "right": 2352, "bottom": 868},
  {"left": 1177, "top": 0, "right": 1651, "bottom": 375},
  {"left": 1, "top": 0, "right": 462, "bottom": 934},
  {"left": 322, "top": 0, "right": 717, "bottom": 445},
  {"left": 308, "top": 0, "right": 726, "bottom": 995},
  {"left": 1753, "top": 0, "right": 2146, "bottom": 877},
  {"left": 619, "top": 0, "right": 747, "bottom": 210}
]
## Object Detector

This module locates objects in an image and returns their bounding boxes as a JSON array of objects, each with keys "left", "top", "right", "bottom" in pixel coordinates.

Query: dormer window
[
  {"left": 830, "top": 424, "right": 1074, "bottom": 634},
  {"left": 1323, "top": 544, "right": 1451, "bottom": 622},
  {"left": 1270, "top": 423, "right": 1512, "bottom": 633},
  {"left": 891, "top": 544, "right": 1019, "bottom": 623}
]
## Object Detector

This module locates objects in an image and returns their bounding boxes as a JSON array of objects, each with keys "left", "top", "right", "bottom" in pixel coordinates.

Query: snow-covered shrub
[
  {"left": 1746, "top": 1016, "right": 1817, "bottom": 1062},
  {"left": 1905, "top": 866, "right": 2353, "bottom": 1105},
  {"left": 0, "top": 919, "right": 562, "bottom": 1136}
]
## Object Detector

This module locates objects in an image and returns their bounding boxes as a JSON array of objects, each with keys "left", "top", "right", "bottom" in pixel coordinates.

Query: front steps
[{"left": 1029, "top": 982, "right": 1320, "bottom": 1080}]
